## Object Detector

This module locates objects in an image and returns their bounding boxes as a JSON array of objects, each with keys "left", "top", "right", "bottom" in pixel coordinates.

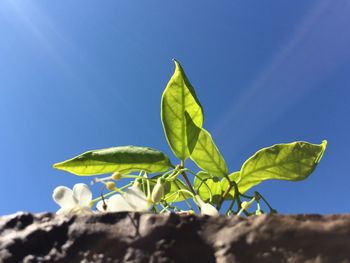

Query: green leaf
[
  {"left": 163, "top": 179, "right": 192, "bottom": 203},
  {"left": 220, "top": 171, "right": 240, "bottom": 199},
  {"left": 53, "top": 146, "right": 172, "bottom": 176},
  {"left": 161, "top": 59, "right": 204, "bottom": 160},
  {"left": 194, "top": 171, "right": 222, "bottom": 205},
  {"left": 185, "top": 111, "right": 228, "bottom": 177},
  {"left": 237, "top": 140, "right": 327, "bottom": 194}
]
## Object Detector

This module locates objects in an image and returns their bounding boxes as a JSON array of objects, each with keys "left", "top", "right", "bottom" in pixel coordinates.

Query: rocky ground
[{"left": 0, "top": 212, "right": 349, "bottom": 263}]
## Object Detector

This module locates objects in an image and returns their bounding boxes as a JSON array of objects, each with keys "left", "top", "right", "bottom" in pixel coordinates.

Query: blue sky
[{"left": 0, "top": 0, "right": 349, "bottom": 215}]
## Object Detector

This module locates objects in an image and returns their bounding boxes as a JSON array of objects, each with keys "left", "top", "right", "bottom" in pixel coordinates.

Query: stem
[
  {"left": 232, "top": 182, "right": 243, "bottom": 214},
  {"left": 182, "top": 168, "right": 197, "bottom": 176},
  {"left": 145, "top": 173, "right": 151, "bottom": 199},
  {"left": 225, "top": 198, "right": 236, "bottom": 215},
  {"left": 255, "top": 191, "right": 276, "bottom": 213},
  {"left": 89, "top": 182, "right": 133, "bottom": 206},
  {"left": 237, "top": 197, "right": 255, "bottom": 216},
  {"left": 164, "top": 189, "right": 194, "bottom": 202},
  {"left": 159, "top": 169, "right": 177, "bottom": 179},
  {"left": 217, "top": 175, "right": 234, "bottom": 210},
  {"left": 159, "top": 204, "right": 170, "bottom": 214},
  {"left": 179, "top": 161, "right": 196, "bottom": 195},
  {"left": 152, "top": 205, "right": 160, "bottom": 213},
  {"left": 240, "top": 193, "right": 254, "bottom": 199},
  {"left": 166, "top": 169, "right": 182, "bottom": 181},
  {"left": 193, "top": 173, "right": 213, "bottom": 202},
  {"left": 141, "top": 172, "right": 147, "bottom": 194},
  {"left": 160, "top": 201, "right": 179, "bottom": 213},
  {"left": 173, "top": 180, "right": 194, "bottom": 210},
  {"left": 122, "top": 175, "right": 147, "bottom": 179}
]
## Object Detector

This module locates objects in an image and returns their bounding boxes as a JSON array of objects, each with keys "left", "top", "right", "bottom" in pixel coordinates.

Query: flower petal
[
  {"left": 124, "top": 186, "right": 150, "bottom": 211},
  {"left": 53, "top": 186, "right": 77, "bottom": 208},
  {"left": 73, "top": 206, "right": 92, "bottom": 215},
  {"left": 73, "top": 183, "right": 92, "bottom": 206},
  {"left": 56, "top": 207, "right": 74, "bottom": 215},
  {"left": 107, "top": 194, "right": 134, "bottom": 212},
  {"left": 96, "top": 200, "right": 108, "bottom": 212},
  {"left": 57, "top": 206, "right": 92, "bottom": 215}
]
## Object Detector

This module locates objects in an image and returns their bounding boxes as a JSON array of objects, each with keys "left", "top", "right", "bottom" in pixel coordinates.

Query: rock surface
[{"left": 0, "top": 212, "right": 349, "bottom": 263}]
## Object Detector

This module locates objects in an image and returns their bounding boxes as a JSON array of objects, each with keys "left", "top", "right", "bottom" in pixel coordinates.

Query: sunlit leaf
[
  {"left": 237, "top": 140, "right": 327, "bottom": 194},
  {"left": 194, "top": 171, "right": 222, "bottom": 204},
  {"left": 53, "top": 146, "right": 172, "bottom": 176},
  {"left": 161, "top": 59, "right": 203, "bottom": 160},
  {"left": 163, "top": 179, "right": 191, "bottom": 203},
  {"left": 185, "top": 111, "right": 228, "bottom": 177}
]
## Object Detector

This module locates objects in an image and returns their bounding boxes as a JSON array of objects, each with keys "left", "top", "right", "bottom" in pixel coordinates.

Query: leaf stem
[
  {"left": 254, "top": 191, "right": 277, "bottom": 213},
  {"left": 237, "top": 196, "right": 255, "bottom": 216},
  {"left": 230, "top": 181, "right": 243, "bottom": 214},
  {"left": 143, "top": 172, "right": 151, "bottom": 199},
  {"left": 179, "top": 161, "right": 196, "bottom": 196},
  {"left": 217, "top": 175, "right": 234, "bottom": 210},
  {"left": 152, "top": 205, "right": 160, "bottom": 213},
  {"left": 173, "top": 180, "right": 194, "bottom": 210},
  {"left": 89, "top": 182, "right": 133, "bottom": 206},
  {"left": 193, "top": 173, "right": 213, "bottom": 202},
  {"left": 225, "top": 198, "right": 236, "bottom": 215},
  {"left": 159, "top": 204, "right": 170, "bottom": 213}
]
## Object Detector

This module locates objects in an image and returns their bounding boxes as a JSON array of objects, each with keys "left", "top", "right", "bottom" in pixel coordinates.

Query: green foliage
[
  {"left": 237, "top": 140, "right": 327, "bottom": 194},
  {"left": 53, "top": 146, "right": 171, "bottom": 176},
  {"left": 53, "top": 59, "right": 328, "bottom": 216},
  {"left": 161, "top": 59, "right": 203, "bottom": 161},
  {"left": 220, "top": 171, "right": 240, "bottom": 199},
  {"left": 194, "top": 172, "right": 222, "bottom": 205},
  {"left": 185, "top": 112, "right": 228, "bottom": 177},
  {"left": 163, "top": 179, "right": 192, "bottom": 203}
]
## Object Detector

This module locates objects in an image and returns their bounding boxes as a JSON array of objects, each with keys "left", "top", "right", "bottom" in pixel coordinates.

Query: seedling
[{"left": 52, "top": 60, "right": 327, "bottom": 216}]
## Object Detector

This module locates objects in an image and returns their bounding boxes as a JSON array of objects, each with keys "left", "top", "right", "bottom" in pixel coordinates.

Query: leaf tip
[
  {"left": 53, "top": 161, "right": 63, "bottom": 170},
  {"left": 172, "top": 58, "right": 182, "bottom": 71},
  {"left": 315, "top": 140, "right": 328, "bottom": 164},
  {"left": 322, "top": 140, "right": 328, "bottom": 148}
]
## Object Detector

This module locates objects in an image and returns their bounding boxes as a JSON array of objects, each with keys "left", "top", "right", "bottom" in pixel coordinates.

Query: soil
[{"left": 0, "top": 212, "right": 349, "bottom": 262}]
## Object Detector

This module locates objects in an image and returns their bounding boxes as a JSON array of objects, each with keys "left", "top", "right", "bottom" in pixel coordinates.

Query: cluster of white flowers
[
  {"left": 53, "top": 183, "right": 151, "bottom": 215},
  {"left": 53, "top": 179, "right": 219, "bottom": 216},
  {"left": 53, "top": 183, "right": 92, "bottom": 215}
]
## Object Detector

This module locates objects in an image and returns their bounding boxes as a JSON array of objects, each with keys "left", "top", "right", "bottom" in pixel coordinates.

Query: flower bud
[
  {"left": 188, "top": 210, "right": 195, "bottom": 215},
  {"left": 255, "top": 209, "right": 263, "bottom": 215},
  {"left": 201, "top": 203, "right": 219, "bottom": 216},
  {"left": 133, "top": 179, "right": 141, "bottom": 188},
  {"left": 241, "top": 201, "right": 251, "bottom": 210},
  {"left": 194, "top": 195, "right": 205, "bottom": 207},
  {"left": 106, "top": 181, "right": 116, "bottom": 190},
  {"left": 194, "top": 195, "right": 219, "bottom": 216},
  {"left": 151, "top": 178, "right": 165, "bottom": 203},
  {"left": 112, "top": 171, "right": 122, "bottom": 180}
]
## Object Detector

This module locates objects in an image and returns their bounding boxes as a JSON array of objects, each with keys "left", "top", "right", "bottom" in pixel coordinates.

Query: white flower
[
  {"left": 52, "top": 183, "right": 93, "bottom": 215},
  {"left": 194, "top": 195, "right": 219, "bottom": 216},
  {"left": 97, "top": 185, "right": 151, "bottom": 212},
  {"left": 96, "top": 194, "right": 134, "bottom": 212}
]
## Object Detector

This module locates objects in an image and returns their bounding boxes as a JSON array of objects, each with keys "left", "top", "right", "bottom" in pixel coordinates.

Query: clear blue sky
[{"left": 0, "top": 0, "right": 349, "bottom": 215}]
